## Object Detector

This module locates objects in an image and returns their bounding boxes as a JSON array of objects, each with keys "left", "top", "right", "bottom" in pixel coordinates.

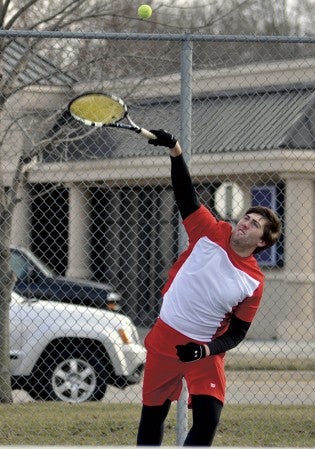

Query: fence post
[{"left": 176, "top": 33, "right": 193, "bottom": 446}]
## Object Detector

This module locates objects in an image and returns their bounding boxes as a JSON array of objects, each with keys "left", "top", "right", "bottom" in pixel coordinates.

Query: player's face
[{"left": 231, "top": 213, "right": 268, "bottom": 252}]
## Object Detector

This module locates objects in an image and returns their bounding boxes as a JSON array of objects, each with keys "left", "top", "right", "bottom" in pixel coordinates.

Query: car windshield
[{"left": 10, "top": 250, "right": 56, "bottom": 278}]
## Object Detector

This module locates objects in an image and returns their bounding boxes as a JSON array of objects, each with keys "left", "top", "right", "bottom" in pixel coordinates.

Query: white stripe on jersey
[{"left": 159, "top": 236, "right": 260, "bottom": 341}]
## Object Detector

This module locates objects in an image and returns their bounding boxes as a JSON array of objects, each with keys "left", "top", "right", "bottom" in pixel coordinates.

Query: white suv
[{"left": 10, "top": 292, "right": 146, "bottom": 403}]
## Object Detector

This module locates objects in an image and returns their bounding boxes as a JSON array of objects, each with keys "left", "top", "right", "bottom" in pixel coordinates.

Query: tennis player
[{"left": 136, "top": 129, "right": 282, "bottom": 446}]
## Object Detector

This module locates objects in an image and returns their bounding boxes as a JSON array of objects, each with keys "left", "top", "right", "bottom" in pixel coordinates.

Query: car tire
[{"left": 26, "top": 343, "right": 108, "bottom": 403}]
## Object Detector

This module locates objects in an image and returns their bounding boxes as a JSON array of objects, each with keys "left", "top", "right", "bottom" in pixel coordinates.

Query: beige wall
[{"left": 9, "top": 152, "right": 315, "bottom": 342}]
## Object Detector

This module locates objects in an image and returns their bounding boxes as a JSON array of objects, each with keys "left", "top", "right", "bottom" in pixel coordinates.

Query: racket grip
[{"left": 139, "top": 128, "right": 157, "bottom": 140}]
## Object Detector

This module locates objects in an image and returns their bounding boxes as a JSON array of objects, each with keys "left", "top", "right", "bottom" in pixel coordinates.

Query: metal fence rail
[{"left": 0, "top": 30, "right": 314, "bottom": 445}]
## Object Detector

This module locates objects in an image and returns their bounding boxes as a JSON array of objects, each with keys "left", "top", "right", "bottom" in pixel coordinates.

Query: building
[{"left": 3, "top": 49, "right": 315, "bottom": 341}]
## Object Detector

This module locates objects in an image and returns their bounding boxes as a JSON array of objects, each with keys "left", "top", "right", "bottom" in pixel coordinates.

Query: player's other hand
[
  {"left": 149, "top": 129, "right": 177, "bottom": 148},
  {"left": 176, "top": 342, "right": 207, "bottom": 362}
]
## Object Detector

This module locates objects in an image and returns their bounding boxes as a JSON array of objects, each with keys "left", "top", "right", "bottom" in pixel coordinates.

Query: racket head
[{"left": 68, "top": 92, "right": 127, "bottom": 127}]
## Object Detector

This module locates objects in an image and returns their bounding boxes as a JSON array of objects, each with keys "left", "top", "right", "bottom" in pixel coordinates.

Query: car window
[
  {"left": 10, "top": 252, "right": 31, "bottom": 278},
  {"left": 11, "top": 248, "right": 56, "bottom": 278}
]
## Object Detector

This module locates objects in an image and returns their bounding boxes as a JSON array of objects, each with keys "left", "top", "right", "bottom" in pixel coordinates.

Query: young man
[{"left": 137, "top": 129, "right": 282, "bottom": 446}]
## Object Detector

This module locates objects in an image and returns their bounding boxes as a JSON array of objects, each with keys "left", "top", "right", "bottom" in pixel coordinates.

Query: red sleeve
[
  {"left": 234, "top": 282, "right": 264, "bottom": 323},
  {"left": 183, "top": 205, "right": 218, "bottom": 243}
]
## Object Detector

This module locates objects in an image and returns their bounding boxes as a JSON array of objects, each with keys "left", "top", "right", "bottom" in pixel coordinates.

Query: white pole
[{"left": 176, "top": 34, "right": 193, "bottom": 446}]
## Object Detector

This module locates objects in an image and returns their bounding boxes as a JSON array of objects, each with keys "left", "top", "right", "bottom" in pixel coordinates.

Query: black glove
[
  {"left": 148, "top": 129, "right": 177, "bottom": 148},
  {"left": 176, "top": 342, "right": 207, "bottom": 362}
]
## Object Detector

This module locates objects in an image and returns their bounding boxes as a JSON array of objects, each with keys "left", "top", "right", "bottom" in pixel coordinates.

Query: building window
[{"left": 251, "top": 184, "right": 284, "bottom": 268}]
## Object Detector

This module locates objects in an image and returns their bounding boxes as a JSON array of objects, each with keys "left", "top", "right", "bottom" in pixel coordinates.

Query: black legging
[{"left": 137, "top": 395, "right": 223, "bottom": 446}]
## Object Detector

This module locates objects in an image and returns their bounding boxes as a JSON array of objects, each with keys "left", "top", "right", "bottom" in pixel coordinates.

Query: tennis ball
[{"left": 138, "top": 4, "right": 152, "bottom": 19}]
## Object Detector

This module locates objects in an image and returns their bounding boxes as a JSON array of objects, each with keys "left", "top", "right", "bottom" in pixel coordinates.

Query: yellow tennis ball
[{"left": 138, "top": 4, "right": 152, "bottom": 19}]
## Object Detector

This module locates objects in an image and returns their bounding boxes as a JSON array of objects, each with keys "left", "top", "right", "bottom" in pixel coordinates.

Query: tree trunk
[{"left": 0, "top": 207, "right": 15, "bottom": 403}]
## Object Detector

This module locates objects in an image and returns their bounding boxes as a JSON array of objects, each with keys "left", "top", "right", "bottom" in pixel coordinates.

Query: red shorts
[{"left": 142, "top": 318, "right": 226, "bottom": 406}]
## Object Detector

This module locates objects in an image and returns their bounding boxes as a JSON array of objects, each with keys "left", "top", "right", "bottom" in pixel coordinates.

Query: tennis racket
[{"left": 68, "top": 92, "right": 156, "bottom": 140}]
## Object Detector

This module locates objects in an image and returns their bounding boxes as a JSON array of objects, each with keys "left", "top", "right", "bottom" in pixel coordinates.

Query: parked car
[
  {"left": 10, "top": 245, "right": 122, "bottom": 312},
  {"left": 10, "top": 291, "right": 146, "bottom": 403}
]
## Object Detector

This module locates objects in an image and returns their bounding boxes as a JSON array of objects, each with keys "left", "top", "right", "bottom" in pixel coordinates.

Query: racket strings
[{"left": 69, "top": 94, "right": 126, "bottom": 126}]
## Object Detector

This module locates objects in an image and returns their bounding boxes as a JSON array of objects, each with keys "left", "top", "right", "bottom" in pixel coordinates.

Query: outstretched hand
[
  {"left": 176, "top": 342, "right": 207, "bottom": 362},
  {"left": 148, "top": 129, "right": 177, "bottom": 148}
]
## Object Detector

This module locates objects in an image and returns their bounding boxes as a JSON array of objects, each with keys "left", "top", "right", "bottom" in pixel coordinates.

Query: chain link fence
[{"left": 0, "top": 30, "right": 314, "bottom": 444}]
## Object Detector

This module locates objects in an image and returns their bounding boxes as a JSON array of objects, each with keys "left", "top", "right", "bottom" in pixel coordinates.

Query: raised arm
[{"left": 149, "top": 129, "right": 200, "bottom": 220}]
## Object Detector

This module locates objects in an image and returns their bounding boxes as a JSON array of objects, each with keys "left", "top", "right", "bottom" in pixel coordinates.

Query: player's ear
[{"left": 256, "top": 239, "right": 266, "bottom": 249}]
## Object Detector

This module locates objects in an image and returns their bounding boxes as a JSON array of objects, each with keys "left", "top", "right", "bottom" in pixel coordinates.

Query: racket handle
[{"left": 138, "top": 128, "right": 157, "bottom": 140}]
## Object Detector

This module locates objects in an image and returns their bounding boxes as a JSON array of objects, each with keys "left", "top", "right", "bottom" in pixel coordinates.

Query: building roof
[
  {"left": 2, "top": 40, "right": 77, "bottom": 87},
  {"left": 46, "top": 81, "right": 314, "bottom": 163},
  {"left": 191, "top": 84, "right": 315, "bottom": 153}
]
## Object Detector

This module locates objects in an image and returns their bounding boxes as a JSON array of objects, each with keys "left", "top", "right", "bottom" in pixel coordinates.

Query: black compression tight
[
  {"left": 137, "top": 399, "right": 171, "bottom": 445},
  {"left": 136, "top": 395, "right": 223, "bottom": 446},
  {"left": 184, "top": 395, "right": 223, "bottom": 446}
]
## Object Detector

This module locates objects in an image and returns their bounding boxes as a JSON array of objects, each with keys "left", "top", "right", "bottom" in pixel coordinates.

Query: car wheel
[{"left": 27, "top": 345, "right": 108, "bottom": 403}]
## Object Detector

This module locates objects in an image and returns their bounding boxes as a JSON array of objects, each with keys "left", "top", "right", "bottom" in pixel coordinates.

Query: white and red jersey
[{"left": 160, "top": 205, "right": 265, "bottom": 342}]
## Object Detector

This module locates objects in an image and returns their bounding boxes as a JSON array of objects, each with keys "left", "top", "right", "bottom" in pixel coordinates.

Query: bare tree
[{"left": 0, "top": 0, "right": 152, "bottom": 404}]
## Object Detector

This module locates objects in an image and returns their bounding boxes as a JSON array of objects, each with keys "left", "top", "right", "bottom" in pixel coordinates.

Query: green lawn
[{"left": 0, "top": 402, "right": 313, "bottom": 446}]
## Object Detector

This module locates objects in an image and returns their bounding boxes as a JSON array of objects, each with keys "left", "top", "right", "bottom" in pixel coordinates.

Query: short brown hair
[{"left": 245, "top": 206, "right": 282, "bottom": 254}]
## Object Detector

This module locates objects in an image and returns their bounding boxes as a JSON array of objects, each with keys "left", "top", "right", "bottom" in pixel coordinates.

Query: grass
[
  {"left": 225, "top": 358, "right": 315, "bottom": 371},
  {"left": 0, "top": 402, "right": 314, "bottom": 446}
]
